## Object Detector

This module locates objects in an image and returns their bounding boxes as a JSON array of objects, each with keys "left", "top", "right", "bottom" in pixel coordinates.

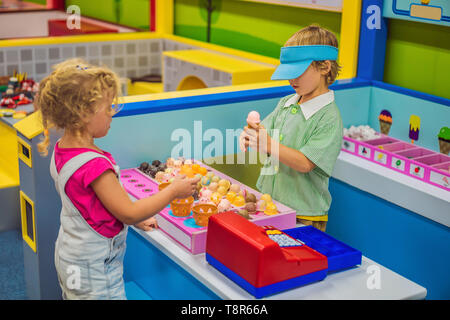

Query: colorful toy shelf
[
  {"left": 341, "top": 135, "right": 450, "bottom": 191},
  {"left": 120, "top": 161, "right": 297, "bottom": 255}
]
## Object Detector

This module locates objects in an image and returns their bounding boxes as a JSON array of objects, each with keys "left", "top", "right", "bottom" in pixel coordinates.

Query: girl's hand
[
  {"left": 135, "top": 217, "right": 158, "bottom": 231},
  {"left": 169, "top": 174, "right": 201, "bottom": 199},
  {"left": 244, "top": 121, "right": 272, "bottom": 155}
]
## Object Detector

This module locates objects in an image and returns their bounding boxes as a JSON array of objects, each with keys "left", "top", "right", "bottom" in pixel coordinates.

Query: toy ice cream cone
[
  {"left": 438, "top": 127, "right": 450, "bottom": 155},
  {"left": 240, "top": 111, "right": 261, "bottom": 152},
  {"left": 378, "top": 110, "right": 392, "bottom": 135},
  {"left": 247, "top": 111, "right": 261, "bottom": 127}
]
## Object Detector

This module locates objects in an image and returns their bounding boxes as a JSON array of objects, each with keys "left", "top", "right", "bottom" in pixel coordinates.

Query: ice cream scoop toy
[{"left": 240, "top": 110, "right": 261, "bottom": 152}]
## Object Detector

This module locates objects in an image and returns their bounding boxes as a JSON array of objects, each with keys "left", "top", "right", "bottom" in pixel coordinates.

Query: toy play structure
[{"left": 0, "top": 0, "right": 448, "bottom": 300}]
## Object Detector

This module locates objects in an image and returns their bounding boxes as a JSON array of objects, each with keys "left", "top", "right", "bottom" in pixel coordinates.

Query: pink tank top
[{"left": 54, "top": 142, "right": 124, "bottom": 238}]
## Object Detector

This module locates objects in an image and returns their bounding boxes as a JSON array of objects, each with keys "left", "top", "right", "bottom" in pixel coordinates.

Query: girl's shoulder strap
[{"left": 50, "top": 149, "right": 114, "bottom": 192}]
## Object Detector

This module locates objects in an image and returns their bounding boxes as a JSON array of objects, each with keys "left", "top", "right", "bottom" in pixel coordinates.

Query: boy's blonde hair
[
  {"left": 36, "top": 58, "right": 122, "bottom": 156},
  {"left": 285, "top": 25, "right": 341, "bottom": 85}
]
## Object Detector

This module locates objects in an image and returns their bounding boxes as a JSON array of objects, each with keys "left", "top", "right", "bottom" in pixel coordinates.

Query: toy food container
[
  {"left": 170, "top": 196, "right": 194, "bottom": 217},
  {"left": 192, "top": 204, "right": 218, "bottom": 227}
]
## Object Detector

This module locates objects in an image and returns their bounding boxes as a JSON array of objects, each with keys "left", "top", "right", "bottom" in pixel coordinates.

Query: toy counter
[{"left": 124, "top": 223, "right": 426, "bottom": 300}]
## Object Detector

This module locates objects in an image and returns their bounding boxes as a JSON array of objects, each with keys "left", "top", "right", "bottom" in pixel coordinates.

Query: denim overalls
[{"left": 50, "top": 150, "right": 128, "bottom": 300}]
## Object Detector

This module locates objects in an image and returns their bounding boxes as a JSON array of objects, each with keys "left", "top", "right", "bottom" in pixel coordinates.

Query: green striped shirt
[{"left": 256, "top": 92, "right": 343, "bottom": 216}]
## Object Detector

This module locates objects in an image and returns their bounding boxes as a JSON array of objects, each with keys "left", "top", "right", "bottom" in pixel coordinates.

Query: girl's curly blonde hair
[
  {"left": 285, "top": 25, "right": 341, "bottom": 85},
  {"left": 36, "top": 58, "right": 122, "bottom": 156}
]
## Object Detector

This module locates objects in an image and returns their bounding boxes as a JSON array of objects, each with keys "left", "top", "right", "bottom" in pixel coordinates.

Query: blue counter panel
[
  {"left": 123, "top": 228, "right": 220, "bottom": 300},
  {"left": 327, "top": 177, "right": 450, "bottom": 300}
]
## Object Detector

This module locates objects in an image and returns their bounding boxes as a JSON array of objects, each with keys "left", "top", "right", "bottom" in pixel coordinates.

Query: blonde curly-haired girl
[{"left": 37, "top": 59, "right": 199, "bottom": 299}]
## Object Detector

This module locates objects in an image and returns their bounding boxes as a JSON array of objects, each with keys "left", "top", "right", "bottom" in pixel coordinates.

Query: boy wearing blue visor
[{"left": 242, "top": 25, "right": 343, "bottom": 231}]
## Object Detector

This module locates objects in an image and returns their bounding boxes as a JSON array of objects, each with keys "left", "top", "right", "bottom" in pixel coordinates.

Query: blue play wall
[
  {"left": 368, "top": 82, "right": 450, "bottom": 153},
  {"left": 98, "top": 79, "right": 449, "bottom": 299},
  {"left": 328, "top": 178, "right": 450, "bottom": 300},
  {"left": 98, "top": 80, "right": 372, "bottom": 168}
]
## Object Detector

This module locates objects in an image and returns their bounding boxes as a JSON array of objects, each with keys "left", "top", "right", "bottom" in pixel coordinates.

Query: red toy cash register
[{"left": 206, "top": 212, "right": 328, "bottom": 298}]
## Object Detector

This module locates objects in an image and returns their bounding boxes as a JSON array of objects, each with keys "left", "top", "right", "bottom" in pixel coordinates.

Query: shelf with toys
[
  {"left": 120, "top": 157, "right": 297, "bottom": 255},
  {"left": 341, "top": 122, "right": 450, "bottom": 192}
]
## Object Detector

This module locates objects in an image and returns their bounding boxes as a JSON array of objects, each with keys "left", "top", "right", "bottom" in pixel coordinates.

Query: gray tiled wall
[
  {"left": 0, "top": 37, "right": 216, "bottom": 92},
  {"left": 0, "top": 38, "right": 165, "bottom": 82},
  {"left": 163, "top": 55, "right": 232, "bottom": 92}
]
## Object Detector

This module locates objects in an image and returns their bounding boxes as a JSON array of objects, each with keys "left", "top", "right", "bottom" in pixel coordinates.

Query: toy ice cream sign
[
  {"left": 438, "top": 127, "right": 450, "bottom": 155},
  {"left": 379, "top": 109, "right": 392, "bottom": 135},
  {"left": 409, "top": 115, "right": 421, "bottom": 144}
]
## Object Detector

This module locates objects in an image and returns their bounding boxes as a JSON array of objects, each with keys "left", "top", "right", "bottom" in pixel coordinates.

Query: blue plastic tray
[
  {"left": 283, "top": 226, "right": 362, "bottom": 272},
  {"left": 205, "top": 253, "right": 327, "bottom": 299}
]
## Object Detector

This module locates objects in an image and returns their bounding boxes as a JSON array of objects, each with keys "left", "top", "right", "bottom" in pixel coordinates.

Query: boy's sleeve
[{"left": 299, "top": 119, "right": 343, "bottom": 177}]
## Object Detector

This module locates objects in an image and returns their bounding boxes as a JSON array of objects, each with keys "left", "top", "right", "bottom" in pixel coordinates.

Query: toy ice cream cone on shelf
[
  {"left": 438, "top": 127, "right": 450, "bottom": 155},
  {"left": 240, "top": 111, "right": 261, "bottom": 152},
  {"left": 378, "top": 109, "right": 392, "bottom": 135},
  {"left": 409, "top": 115, "right": 421, "bottom": 144}
]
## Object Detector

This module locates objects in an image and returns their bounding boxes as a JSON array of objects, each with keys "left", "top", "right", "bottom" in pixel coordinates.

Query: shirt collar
[{"left": 284, "top": 90, "right": 335, "bottom": 120}]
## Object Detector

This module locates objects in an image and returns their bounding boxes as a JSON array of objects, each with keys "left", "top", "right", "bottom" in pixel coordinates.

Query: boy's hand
[
  {"left": 135, "top": 217, "right": 158, "bottom": 231},
  {"left": 244, "top": 122, "right": 272, "bottom": 155},
  {"left": 169, "top": 175, "right": 201, "bottom": 199}
]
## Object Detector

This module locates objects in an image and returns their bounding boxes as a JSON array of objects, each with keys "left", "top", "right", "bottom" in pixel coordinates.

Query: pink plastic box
[
  {"left": 342, "top": 135, "right": 450, "bottom": 191},
  {"left": 120, "top": 162, "right": 297, "bottom": 254}
]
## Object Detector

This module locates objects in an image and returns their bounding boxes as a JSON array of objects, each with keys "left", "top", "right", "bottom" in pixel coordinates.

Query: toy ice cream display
[
  {"left": 121, "top": 159, "right": 297, "bottom": 254},
  {"left": 343, "top": 125, "right": 380, "bottom": 141},
  {"left": 438, "top": 127, "right": 450, "bottom": 155},
  {"left": 342, "top": 125, "right": 450, "bottom": 191},
  {"left": 378, "top": 109, "right": 393, "bottom": 135},
  {"left": 205, "top": 212, "right": 361, "bottom": 298},
  {"left": 409, "top": 115, "right": 421, "bottom": 144}
]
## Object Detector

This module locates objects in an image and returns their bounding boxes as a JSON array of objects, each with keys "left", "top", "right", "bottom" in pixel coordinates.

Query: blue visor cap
[{"left": 271, "top": 45, "right": 338, "bottom": 80}]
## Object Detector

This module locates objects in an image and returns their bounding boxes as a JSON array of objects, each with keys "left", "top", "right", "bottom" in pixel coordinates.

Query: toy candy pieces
[
  {"left": 244, "top": 202, "right": 257, "bottom": 214},
  {"left": 252, "top": 193, "right": 278, "bottom": 215},
  {"left": 343, "top": 125, "right": 379, "bottom": 141},
  {"left": 245, "top": 192, "right": 257, "bottom": 203},
  {"left": 179, "top": 164, "right": 195, "bottom": 178},
  {"left": 438, "top": 127, "right": 450, "bottom": 155},
  {"left": 217, "top": 199, "right": 232, "bottom": 213},
  {"left": 236, "top": 209, "right": 250, "bottom": 220},
  {"left": 409, "top": 115, "right": 421, "bottom": 144},
  {"left": 139, "top": 160, "right": 166, "bottom": 179},
  {"left": 264, "top": 202, "right": 278, "bottom": 215},
  {"left": 210, "top": 192, "right": 222, "bottom": 205},
  {"left": 229, "top": 183, "right": 240, "bottom": 194},
  {"left": 199, "top": 187, "right": 213, "bottom": 202},
  {"left": 232, "top": 195, "right": 245, "bottom": 207},
  {"left": 378, "top": 109, "right": 392, "bottom": 135}
]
